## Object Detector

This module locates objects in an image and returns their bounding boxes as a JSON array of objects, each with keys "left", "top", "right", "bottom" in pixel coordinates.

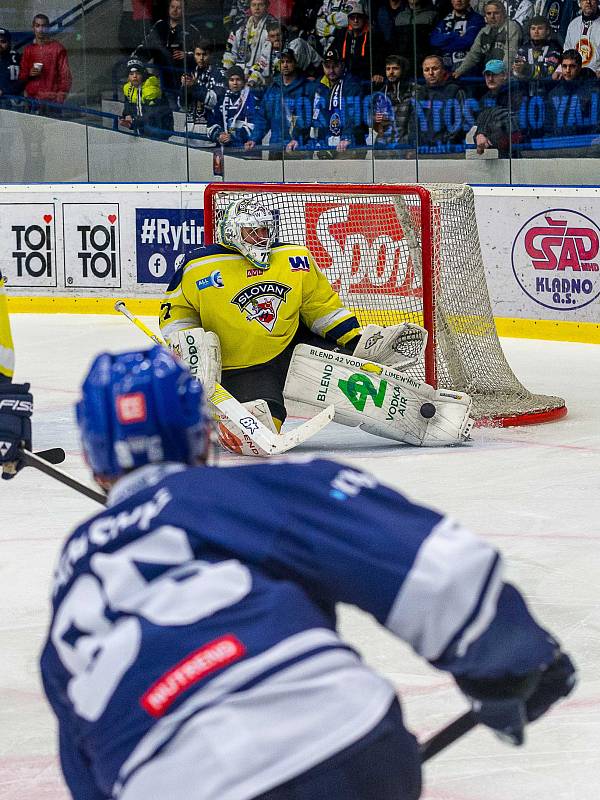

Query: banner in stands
[{"left": 0, "top": 184, "right": 598, "bottom": 339}]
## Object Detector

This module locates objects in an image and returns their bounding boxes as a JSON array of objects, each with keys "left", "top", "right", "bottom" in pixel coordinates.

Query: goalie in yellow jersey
[
  {"left": 0, "top": 269, "right": 14, "bottom": 383},
  {"left": 159, "top": 197, "right": 474, "bottom": 448}
]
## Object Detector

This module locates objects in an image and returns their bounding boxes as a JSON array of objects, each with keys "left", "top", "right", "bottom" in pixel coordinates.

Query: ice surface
[{"left": 1, "top": 314, "right": 598, "bottom": 799}]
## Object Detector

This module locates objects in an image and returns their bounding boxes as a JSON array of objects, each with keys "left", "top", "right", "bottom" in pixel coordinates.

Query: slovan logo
[{"left": 511, "top": 209, "right": 600, "bottom": 311}]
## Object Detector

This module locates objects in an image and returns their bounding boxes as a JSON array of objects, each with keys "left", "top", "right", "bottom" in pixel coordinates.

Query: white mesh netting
[{"left": 207, "top": 183, "right": 565, "bottom": 424}]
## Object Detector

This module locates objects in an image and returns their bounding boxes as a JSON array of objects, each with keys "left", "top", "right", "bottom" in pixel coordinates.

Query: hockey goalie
[{"left": 159, "top": 197, "right": 474, "bottom": 455}]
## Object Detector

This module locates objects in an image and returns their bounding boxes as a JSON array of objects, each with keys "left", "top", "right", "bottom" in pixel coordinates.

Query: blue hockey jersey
[{"left": 40, "top": 458, "right": 556, "bottom": 800}]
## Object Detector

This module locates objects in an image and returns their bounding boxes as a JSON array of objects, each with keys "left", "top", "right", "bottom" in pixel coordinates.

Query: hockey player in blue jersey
[{"left": 40, "top": 346, "right": 576, "bottom": 800}]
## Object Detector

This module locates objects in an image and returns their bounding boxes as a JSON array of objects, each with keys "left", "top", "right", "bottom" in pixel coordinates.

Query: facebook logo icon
[{"left": 136, "top": 208, "right": 204, "bottom": 284}]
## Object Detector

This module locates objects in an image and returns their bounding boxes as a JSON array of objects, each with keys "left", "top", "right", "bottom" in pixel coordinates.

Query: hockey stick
[
  {"left": 34, "top": 447, "right": 66, "bottom": 465},
  {"left": 114, "top": 301, "right": 335, "bottom": 456},
  {"left": 21, "top": 449, "right": 106, "bottom": 505},
  {"left": 419, "top": 710, "right": 477, "bottom": 763}
]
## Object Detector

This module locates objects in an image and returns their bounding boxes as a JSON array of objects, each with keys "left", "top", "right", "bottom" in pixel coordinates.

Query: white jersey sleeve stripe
[
  {"left": 310, "top": 307, "right": 355, "bottom": 337},
  {"left": 385, "top": 517, "right": 503, "bottom": 661}
]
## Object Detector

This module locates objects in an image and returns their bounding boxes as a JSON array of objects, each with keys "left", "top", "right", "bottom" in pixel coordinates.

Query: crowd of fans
[{"left": 2, "top": 0, "right": 600, "bottom": 156}]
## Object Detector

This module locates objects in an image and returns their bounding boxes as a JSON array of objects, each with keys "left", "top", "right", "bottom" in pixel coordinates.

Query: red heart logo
[
  {"left": 108, "top": 214, "right": 117, "bottom": 224},
  {"left": 43, "top": 214, "right": 52, "bottom": 223}
]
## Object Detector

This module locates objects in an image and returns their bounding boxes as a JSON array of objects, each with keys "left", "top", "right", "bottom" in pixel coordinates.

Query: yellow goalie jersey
[
  {"left": 0, "top": 270, "right": 15, "bottom": 381},
  {"left": 159, "top": 243, "right": 360, "bottom": 370}
]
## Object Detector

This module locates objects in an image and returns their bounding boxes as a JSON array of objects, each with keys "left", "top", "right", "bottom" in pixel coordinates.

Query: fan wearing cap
[
  {"left": 311, "top": 44, "right": 366, "bottom": 153},
  {"left": 250, "top": 20, "right": 322, "bottom": 88},
  {"left": 473, "top": 58, "right": 522, "bottom": 156},
  {"left": 0, "top": 28, "right": 23, "bottom": 103},
  {"left": 512, "top": 16, "right": 561, "bottom": 82},
  {"left": 207, "top": 65, "right": 258, "bottom": 146},
  {"left": 120, "top": 57, "right": 174, "bottom": 140},
  {"left": 331, "top": 0, "right": 385, "bottom": 83},
  {"left": 244, "top": 46, "right": 318, "bottom": 153}
]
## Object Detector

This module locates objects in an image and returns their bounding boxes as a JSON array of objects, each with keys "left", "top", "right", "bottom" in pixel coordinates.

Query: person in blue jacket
[
  {"left": 430, "top": 0, "right": 486, "bottom": 75},
  {"left": 243, "top": 47, "right": 315, "bottom": 153},
  {"left": 310, "top": 45, "right": 366, "bottom": 155},
  {"left": 0, "top": 28, "right": 23, "bottom": 106},
  {"left": 40, "top": 346, "right": 576, "bottom": 800},
  {"left": 206, "top": 65, "right": 258, "bottom": 147}
]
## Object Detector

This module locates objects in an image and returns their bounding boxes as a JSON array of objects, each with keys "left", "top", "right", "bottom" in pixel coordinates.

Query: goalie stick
[{"left": 114, "top": 301, "right": 335, "bottom": 456}]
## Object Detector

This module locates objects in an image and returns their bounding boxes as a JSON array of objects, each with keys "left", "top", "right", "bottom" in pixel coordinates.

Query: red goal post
[{"left": 204, "top": 182, "right": 566, "bottom": 427}]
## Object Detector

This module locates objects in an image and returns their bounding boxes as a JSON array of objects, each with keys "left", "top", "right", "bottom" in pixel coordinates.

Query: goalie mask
[
  {"left": 77, "top": 346, "right": 210, "bottom": 479},
  {"left": 217, "top": 198, "right": 277, "bottom": 270}
]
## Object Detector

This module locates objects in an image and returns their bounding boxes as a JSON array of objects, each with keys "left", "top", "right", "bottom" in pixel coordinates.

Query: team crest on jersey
[{"left": 231, "top": 281, "right": 291, "bottom": 331}]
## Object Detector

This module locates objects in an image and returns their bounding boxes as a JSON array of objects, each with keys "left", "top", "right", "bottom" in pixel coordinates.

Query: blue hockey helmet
[{"left": 76, "top": 346, "right": 209, "bottom": 479}]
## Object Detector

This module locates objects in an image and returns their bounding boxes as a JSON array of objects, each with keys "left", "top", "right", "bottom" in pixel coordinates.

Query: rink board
[{"left": 1, "top": 183, "right": 599, "bottom": 344}]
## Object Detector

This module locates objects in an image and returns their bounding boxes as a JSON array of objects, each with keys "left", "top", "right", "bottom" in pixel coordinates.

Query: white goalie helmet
[{"left": 217, "top": 197, "right": 277, "bottom": 270}]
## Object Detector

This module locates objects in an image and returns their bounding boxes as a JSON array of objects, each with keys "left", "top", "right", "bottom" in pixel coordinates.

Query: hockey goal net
[{"left": 204, "top": 182, "right": 566, "bottom": 426}]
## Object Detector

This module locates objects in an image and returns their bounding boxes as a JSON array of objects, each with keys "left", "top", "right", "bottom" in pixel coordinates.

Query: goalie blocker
[{"left": 285, "top": 345, "right": 474, "bottom": 447}]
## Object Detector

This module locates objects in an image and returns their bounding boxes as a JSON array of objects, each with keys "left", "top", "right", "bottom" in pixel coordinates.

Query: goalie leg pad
[
  {"left": 169, "top": 328, "right": 222, "bottom": 396},
  {"left": 284, "top": 344, "right": 473, "bottom": 446},
  {"left": 215, "top": 399, "right": 278, "bottom": 455}
]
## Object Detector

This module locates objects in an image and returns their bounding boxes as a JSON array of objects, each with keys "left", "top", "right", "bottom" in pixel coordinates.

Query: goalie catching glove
[{"left": 352, "top": 323, "right": 428, "bottom": 372}]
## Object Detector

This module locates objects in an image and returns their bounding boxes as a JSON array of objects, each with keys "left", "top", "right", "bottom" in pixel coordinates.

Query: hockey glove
[
  {"left": 456, "top": 647, "right": 576, "bottom": 746},
  {"left": 0, "top": 383, "right": 33, "bottom": 479},
  {"left": 456, "top": 673, "right": 536, "bottom": 746},
  {"left": 526, "top": 649, "right": 577, "bottom": 722}
]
